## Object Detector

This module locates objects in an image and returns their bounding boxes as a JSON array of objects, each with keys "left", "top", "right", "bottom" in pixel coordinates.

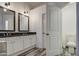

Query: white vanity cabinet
[
  {"left": 0, "top": 33, "right": 36, "bottom": 56},
  {"left": 16, "top": 36, "right": 24, "bottom": 51},
  {"left": 12, "top": 36, "right": 24, "bottom": 53},
  {"left": 23, "top": 35, "right": 37, "bottom": 49},
  {"left": 29, "top": 35, "right": 37, "bottom": 45},
  {"left": 6, "top": 37, "right": 14, "bottom": 55},
  {"left": 0, "top": 38, "right": 6, "bottom": 42},
  {"left": 6, "top": 36, "right": 24, "bottom": 55},
  {"left": 23, "top": 36, "right": 30, "bottom": 49}
]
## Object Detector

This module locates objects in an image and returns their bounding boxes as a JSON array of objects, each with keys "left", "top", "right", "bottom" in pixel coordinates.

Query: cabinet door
[
  {"left": 30, "top": 35, "right": 36, "bottom": 45},
  {"left": 13, "top": 36, "right": 23, "bottom": 53},
  {"left": 6, "top": 37, "right": 14, "bottom": 55},
  {"left": 23, "top": 36, "right": 30, "bottom": 49},
  {"left": 12, "top": 37, "right": 18, "bottom": 53},
  {"left": 18, "top": 36, "right": 24, "bottom": 51}
]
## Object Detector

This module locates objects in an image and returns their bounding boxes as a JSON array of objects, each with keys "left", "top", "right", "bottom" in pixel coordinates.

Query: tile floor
[
  {"left": 18, "top": 47, "right": 76, "bottom": 56},
  {"left": 18, "top": 47, "right": 46, "bottom": 56}
]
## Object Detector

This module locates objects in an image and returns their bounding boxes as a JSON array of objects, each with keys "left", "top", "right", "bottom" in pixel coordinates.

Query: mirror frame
[
  {"left": 0, "top": 6, "right": 15, "bottom": 32},
  {"left": 18, "top": 13, "right": 29, "bottom": 32}
]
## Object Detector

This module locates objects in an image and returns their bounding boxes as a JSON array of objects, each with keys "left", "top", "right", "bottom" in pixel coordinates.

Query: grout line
[{"left": 18, "top": 48, "right": 37, "bottom": 56}]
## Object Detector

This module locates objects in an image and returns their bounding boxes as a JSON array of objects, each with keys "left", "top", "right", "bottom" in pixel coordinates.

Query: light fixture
[
  {"left": 3, "top": 2, "right": 10, "bottom": 12},
  {"left": 5, "top": 2, "right": 10, "bottom": 8},
  {"left": 3, "top": 8, "right": 7, "bottom": 12},
  {"left": 24, "top": 11, "right": 26, "bottom": 14},
  {"left": 24, "top": 11, "right": 29, "bottom": 16},
  {"left": 23, "top": 3, "right": 29, "bottom": 16},
  {"left": 25, "top": 13, "right": 29, "bottom": 16}
]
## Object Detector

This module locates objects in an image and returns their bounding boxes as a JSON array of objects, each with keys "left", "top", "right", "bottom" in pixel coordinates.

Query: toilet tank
[{"left": 66, "top": 34, "right": 76, "bottom": 42}]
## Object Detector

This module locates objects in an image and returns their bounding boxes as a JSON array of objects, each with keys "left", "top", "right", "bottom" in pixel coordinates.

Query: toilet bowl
[
  {"left": 66, "top": 41, "right": 76, "bottom": 54},
  {"left": 65, "top": 35, "right": 76, "bottom": 55}
]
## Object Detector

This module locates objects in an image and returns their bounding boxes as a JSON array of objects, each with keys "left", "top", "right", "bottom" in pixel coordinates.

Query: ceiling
[
  {"left": 24, "top": 2, "right": 46, "bottom": 9},
  {"left": 24, "top": 2, "right": 69, "bottom": 10},
  {"left": 54, "top": 2, "right": 69, "bottom": 8}
]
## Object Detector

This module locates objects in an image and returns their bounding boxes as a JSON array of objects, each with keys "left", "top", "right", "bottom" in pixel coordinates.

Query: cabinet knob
[{"left": 46, "top": 33, "right": 49, "bottom": 36}]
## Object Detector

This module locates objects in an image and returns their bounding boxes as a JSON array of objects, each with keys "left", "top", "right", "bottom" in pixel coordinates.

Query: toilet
[
  {"left": 66, "top": 35, "right": 76, "bottom": 55},
  {"left": 67, "top": 41, "right": 76, "bottom": 54}
]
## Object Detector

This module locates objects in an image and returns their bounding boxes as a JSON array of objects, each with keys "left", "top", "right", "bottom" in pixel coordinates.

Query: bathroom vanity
[
  {"left": 0, "top": 6, "right": 37, "bottom": 56},
  {"left": 0, "top": 32, "right": 36, "bottom": 56}
]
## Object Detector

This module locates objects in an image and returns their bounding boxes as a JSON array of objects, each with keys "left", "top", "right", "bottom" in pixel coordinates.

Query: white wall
[
  {"left": 29, "top": 5, "right": 46, "bottom": 48},
  {"left": 62, "top": 3, "right": 76, "bottom": 47}
]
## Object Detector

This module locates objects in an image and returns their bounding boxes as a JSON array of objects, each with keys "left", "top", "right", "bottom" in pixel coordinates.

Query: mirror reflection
[
  {"left": 0, "top": 6, "right": 15, "bottom": 31},
  {"left": 18, "top": 13, "right": 29, "bottom": 32}
]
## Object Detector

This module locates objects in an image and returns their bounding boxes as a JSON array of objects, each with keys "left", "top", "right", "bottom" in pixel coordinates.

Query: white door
[
  {"left": 45, "top": 4, "right": 62, "bottom": 56},
  {"left": 42, "top": 13, "right": 47, "bottom": 48}
]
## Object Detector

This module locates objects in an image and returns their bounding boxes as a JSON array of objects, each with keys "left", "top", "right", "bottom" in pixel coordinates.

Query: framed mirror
[
  {"left": 0, "top": 6, "right": 15, "bottom": 32},
  {"left": 18, "top": 13, "right": 29, "bottom": 32}
]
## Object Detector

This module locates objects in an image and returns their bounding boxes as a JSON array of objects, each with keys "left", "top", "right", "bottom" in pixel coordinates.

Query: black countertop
[{"left": 0, "top": 32, "right": 36, "bottom": 38}]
